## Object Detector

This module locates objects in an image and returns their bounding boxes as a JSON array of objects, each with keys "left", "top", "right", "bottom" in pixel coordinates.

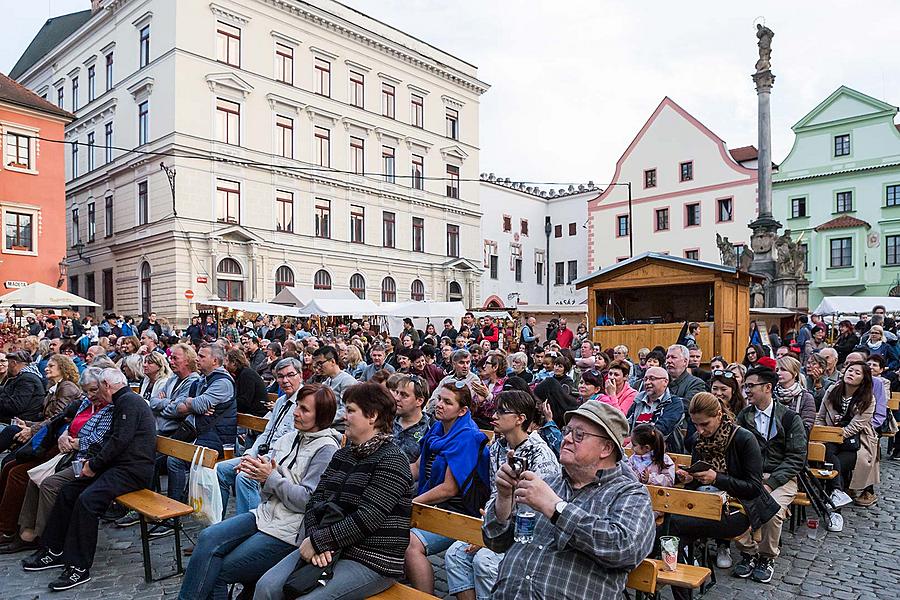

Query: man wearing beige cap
[{"left": 482, "top": 400, "right": 655, "bottom": 599}]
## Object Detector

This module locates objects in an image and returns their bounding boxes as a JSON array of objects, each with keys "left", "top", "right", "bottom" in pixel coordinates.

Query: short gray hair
[
  {"left": 91, "top": 356, "right": 117, "bottom": 369},
  {"left": 275, "top": 357, "right": 303, "bottom": 374},
  {"left": 141, "top": 330, "right": 158, "bottom": 342},
  {"left": 80, "top": 367, "right": 105, "bottom": 387},
  {"left": 202, "top": 343, "right": 226, "bottom": 365},
  {"left": 667, "top": 344, "right": 689, "bottom": 360},
  {"left": 100, "top": 368, "right": 128, "bottom": 386},
  {"left": 508, "top": 352, "right": 528, "bottom": 366},
  {"left": 451, "top": 348, "right": 471, "bottom": 363}
]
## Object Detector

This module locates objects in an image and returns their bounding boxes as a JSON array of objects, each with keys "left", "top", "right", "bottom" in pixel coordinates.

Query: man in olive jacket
[{"left": 732, "top": 365, "right": 807, "bottom": 584}]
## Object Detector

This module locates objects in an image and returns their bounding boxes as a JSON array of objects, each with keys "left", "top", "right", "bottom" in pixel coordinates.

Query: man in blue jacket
[{"left": 626, "top": 366, "right": 685, "bottom": 452}]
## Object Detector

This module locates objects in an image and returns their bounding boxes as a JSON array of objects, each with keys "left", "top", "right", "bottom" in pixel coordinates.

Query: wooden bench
[
  {"left": 810, "top": 425, "right": 844, "bottom": 444},
  {"left": 116, "top": 436, "right": 218, "bottom": 582},
  {"left": 237, "top": 413, "right": 270, "bottom": 433},
  {"left": 623, "top": 448, "right": 692, "bottom": 469},
  {"left": 267, "top": 392, "right": 279, "bottom": 405},
  {"left": 890, "top": 392, "right": 900, "bottom": 411}
]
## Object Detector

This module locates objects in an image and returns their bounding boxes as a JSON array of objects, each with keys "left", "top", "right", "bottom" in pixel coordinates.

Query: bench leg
[
  {"left": 174, "top": 517, "right": 184, "bottom": 575},
  {"left": 139, "top": 515, "right": 153, "bottom": 583}
]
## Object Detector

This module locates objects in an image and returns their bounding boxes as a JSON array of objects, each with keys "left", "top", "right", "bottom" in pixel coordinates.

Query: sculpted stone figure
[
  {"left": 717, "top": 233, "right": 737, "bottom": 267},
  {"left": 739, "top": 245, "right": 755, "bottom": 272},
  {"left": 756, "top": 24, "right": 774, "bottom": 72}
]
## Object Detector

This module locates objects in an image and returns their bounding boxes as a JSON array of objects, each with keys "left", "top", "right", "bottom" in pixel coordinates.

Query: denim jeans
[
  {"left": 254, "top": 549, "right": 394, "bottom": 600},
  {"left": 216, "top": 458, "right": 261, "bottom": 517},
  {"left": 444, "top": 540, "right": 503, "bottom": 600},
  {"left": 178, "top": 512, "right": 294, "bottom": 600}
]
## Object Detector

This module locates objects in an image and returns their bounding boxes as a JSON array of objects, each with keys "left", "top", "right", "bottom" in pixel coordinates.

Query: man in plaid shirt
[{"left": 482, "top": 400, "right": 655, "bottom": 599}]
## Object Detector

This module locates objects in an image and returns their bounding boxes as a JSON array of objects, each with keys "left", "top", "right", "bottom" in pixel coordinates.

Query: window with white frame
[
  {"left": 446, "top": 108, "right": 458, "bottom": 140},
  {"left": 315, "top": 126, "right": 330, "bottom": 167},
  {"left": 3, "top": 209, "right": 36, "bottom": 253},
  {"left": 216, "top": 22, "right": 240, "bottom": 67},
  {"left": 275, "top": 114, "right": 293, "bottom": 158},
  {"left": 382, "top": 146, "right": 395, "bottom": 183},
  {"left": 87, "top": 65, "right": 96, "bottom": 101},
  {"left": 350, "top": 204, "right": 365, "bottom": 243},
  {"left": 87, "top": 202, "right": 96, "bottom": 242},
  {"left": 139, "top": 25, "right": 150, "bottom": 68},
  {"left": 137, "top": 181, "right": 148, "bottom": 225},
  {"left": 104, "top": 122, "right": 113, "bottom": 163},
  {"left": 104, "top": 196, "right": 113, "bottom": 237},
  {"left": 216, "top": 179, "right": 240, "bottom": 224},
  {"left": 275, "top": 43, "right": 293, "bottom": 84},
  {"left": 87, "top": 132, "right": 95, "bottom": 171},
  {"left": 382, "top": 83, "right": 395, "bottom": 118},
  {"left": 71, "top": 207, "right": 80, "bottom": 245},
  {"left": 138, "top": 100, "right": 149, "bottom": 145},
  {"left": 411, "top": 94, "right": 424, "bottom": 128},
  {"left": 349, "top": 71, "right": 364, "bottom": 108},
  {"left": 4, "top": 129, "right": 36, "bottom": 172},
  {"left": 216, "top": 98, "right": 240, "bottom": 145},
  {"left": 350, "top": 137, "right": 364, "bottom": 174},
  {"left": 314, "top": 58, "right": 331, "bottom": 96},
  {"left": 276, "top": 191, "right": 293, "bottom": 233},
  {"left": 411, "top": 154, "right": 424, "bottom": 190}
]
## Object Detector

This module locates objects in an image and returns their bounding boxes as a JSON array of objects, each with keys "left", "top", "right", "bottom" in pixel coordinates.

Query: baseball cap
[{"left": 565, "top": 400, "right": 629, "bottom": 458}]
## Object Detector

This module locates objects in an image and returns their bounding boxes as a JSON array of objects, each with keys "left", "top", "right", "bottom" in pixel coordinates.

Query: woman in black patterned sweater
[{"left": 254, "top": 382, "right": 413, "bottom": 600}]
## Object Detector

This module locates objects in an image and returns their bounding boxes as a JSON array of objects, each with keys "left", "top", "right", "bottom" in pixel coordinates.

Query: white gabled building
[
  {"left": 11, "top": 0, "right": 489, "bottom": 322},
  {"left": 479, "top": 176, "right": 597, "bottom": 308}
]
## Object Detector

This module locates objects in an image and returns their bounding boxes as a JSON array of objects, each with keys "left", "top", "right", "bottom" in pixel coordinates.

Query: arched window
[
  {"left": 140, "top": 262, "right": 152, "bottom": 314},
  {"left": 448, "top": 281, "right": 463, "bottom": 302},
  {"left": 217, "top": 257, "right": 244, "bottom": 300},
  {"left": 275, "top": 265, "right": 294, "bottom": 295},
  {"left": 486, "top": 299, "right": 503, "bottom": 309},
  {"left": 350, "top": 273, "right": 366, "bottom": 299},
  {"left": 410, "top": 279, "right": 425, "bottom": 301},
  {"left": 314, "top": 269, "right": 332, "bottom": 290},
  {"left": 381, "top": 276, "right": 397, "bottom": 302}
]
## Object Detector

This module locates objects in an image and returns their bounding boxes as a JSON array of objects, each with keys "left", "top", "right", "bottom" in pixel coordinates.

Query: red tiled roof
[
  {"left": 729, "top": 145, "right": 758, "bottom": 162},
  {"left": 0, "top": 71, "right": 74, "bottom": 120},
  {"left": 814, "top": 215, "right": 871, "bottom": 232}
]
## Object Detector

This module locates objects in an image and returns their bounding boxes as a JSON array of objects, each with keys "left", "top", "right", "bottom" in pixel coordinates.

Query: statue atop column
[{"left": 755, "top": 24, "right": 774, "bottom": 73}]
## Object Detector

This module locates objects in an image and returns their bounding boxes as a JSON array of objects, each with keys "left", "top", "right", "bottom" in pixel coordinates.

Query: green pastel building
[{"left": 773, "top": 86, "right": 900, "bottom": 308}]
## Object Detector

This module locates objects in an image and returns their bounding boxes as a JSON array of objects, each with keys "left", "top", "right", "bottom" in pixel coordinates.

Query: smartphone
[{"left": 687, "top": 460, "right": 713, "bottom": 474}]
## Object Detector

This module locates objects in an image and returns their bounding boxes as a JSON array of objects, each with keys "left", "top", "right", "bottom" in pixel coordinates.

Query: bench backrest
[
  {"left": 156, "top": 436, "right": 218, "bottom": 468},
  {"left": 480, "top": 429, "right": 495, "bottom": 443},
  {"left": 268, "top": 392, "right": 279, "bottom": 405},
  {"left": 625, "top": 558, "right": 658, "bottom": 593},
  {"left": 889, "top": 392, "right": 900, "bottom": 411},
  {"left": 646, "top": 485, "right": 723, "bottom": 520},
  {"left": 237, "top": 413, "right": 269, "bottom": 433},
  {"left": 808, "top": 442, "right": 826, "bottom": 463},
  {"left": 623, "top": 448, "right": 692, "bottom": 468},
  {"left": 809, "top": 425, "right": 844, "bottom": 444},
  {"left": 411, "top": 502, "right": 484, "bottom": 547}
]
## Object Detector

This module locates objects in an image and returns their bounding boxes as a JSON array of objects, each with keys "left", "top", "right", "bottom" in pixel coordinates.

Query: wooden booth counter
[{"left": 575, "top": 253, "right": 760, "bottom": 364}]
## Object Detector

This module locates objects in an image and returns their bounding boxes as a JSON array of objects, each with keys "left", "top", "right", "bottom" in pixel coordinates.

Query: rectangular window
[
  {"left": 382, "top": 83, "right": 395, "bottom": 118},
  {"left": 87, "top": 202, "right": 96, "bottom": 242},
  {"left": 216, "top": 98, "right": 240, "bottom": 145},
  {"left": 350, "top": 136, "right": 365, "bottom": 174},
  {"left": 836, "top": 191, "right": 853, "bottom": 213},
  {"left": 644, "top": 168, "right": 657, "bottom": 188},
  {"left": 105, "top": 52, "right": 113, "bottom": 90},
  {"left": 686, "top": 202, "right": 701, "bottom": 226},
  {"left": 411, "top": 154, "right": 424, "bottom": 190},
  {"left": 87, "top": 65, "right": 95, "bottom": 101},
  {"left": 5, "top": 132, "right": 32, "bottom": 169},
  {"left": 555, "top": 262, "right": 565, "bottom": 285},
  {"left": 717, "top": 197, "right": 733, "bottom": 222},
  {"left": 275, "top": 114, "right": 293, "bottom": 158},
  {"left": 521, "top": 219, "right": 529, "bottom": 236},
  {"left": 685, "top": 249, "right": 699, "bottom": 260},
  {"left": 71, "top": 207, "right": 80, "bottom": 245},
  {"left": 138, "top": 100, "right": 149, "bottom": 145},
  {"left": 446, "top": 224, "right": 460, "bottom": 257},
  {"left": 315, "top": 199, "right": 331, "bottom": 238},
  {"left": 830, "top": 237, "right": 852, "bottom": 267},
  {"left": 314, "top": 126, "right": 330, "bottom": 167},
  {"left": 349, "top": 71, "right": 364, "bottom": 108},
  {"left": 276, "top": 192, "right": 293, "bottom": 233},
  {"left": 616, "top": 215, "right": 629, "bottom": 237},
  {"left": 554, "top": 224, "right": 562, "bottom": 238},
  {"left": 536, "top": 261, "right": 543, "bottom": 285},
  {"left": 102, "top": 268, "right": 113, "bottom": 311},
  {"left": 412, "top": 217, "right": 424, "bottom": 252},
  {"left": 137, "top": 181, "right": 148, "bottom": 225},
  {"left": 446, "top": 164, "right": 459, "bottom": 198},
  {"left": 411, "top": 94, "right": 424, "bottom": 128},
  {"left": 887, "top": 185, "right": 900, "bottom": 207},
  {"left": 680, "top": 161, "right": 693, "bottom": 182},
  {"left": 800, "top": 243, "right": 808, "bottom": 273},
  {"left": 71, "top": 77, "right": 79, "bottom": 111},
  {"left": 502, "top": 215, "right": 512, "bottom": 233},
  {"left": 791, "top": 197, "right": 807, "bottom": 218},
  {"left": 216, "top": 22, "right": 240, "bottom": 67},
  {"left": 216, "top": 179, "right": 240, "bottom": 224},
  {"left": 382, "top": 211, "right": 395, "bottom": 248},
  {"left": 567, "top": 260, "right": 578, "bottom": 284},
  {"left": 569, "top": 222, "right": 577, "bottom": 236},
  {"left": 57, "top": 87, "right": 64, "bottom": 109},
  {"left": 275, "top": 42, "right": 293, "bottom": 84},
  {"left": 104, "top": 122, "right": 113, "bottom": 163},
  {"left": 489, "top": 254, "right": 498, "bottom": 279},
  {"left": 382, "top": 146, "right": 395, "bottom": 183},
  {"left": 4, "top": 211, "right": 33, "bottom": 251},
  {"left": 350, "top": 205, "right": 365, "bottom": 243},
  {"left": 85, "top": 273, "right": 95, "bottom": 303},
  {"left": 139, "top": 25, "right": 150, "bottom": 68},
  {"left": 834, "top": 134, "right": 850, "bottom": 157},
  {"left": 446, "top": 108, "right": 459, "bottom": 139},
  {"left": 655, "top": 208, "right": 669, "bottom": 231},
  {"left": 87, "top": 132, "right": 95, "bottom": 171},
  {"left": 69, "top": 275, "right": 79, "bottom": 296},
  {"left": 314, "top": 58, "right": 331, "bottom": 96},
  {"left": 104, "top": 196, "right": 113, "bottom": 237},
  {"left": 514, "top": 258, "right": 523, "bottom": 282},
  {"left": 71, "top": 142, "right": 78, "bottom": 178},
  {"left": 887, "top": 235, "right": 900, "bottom": 266}
]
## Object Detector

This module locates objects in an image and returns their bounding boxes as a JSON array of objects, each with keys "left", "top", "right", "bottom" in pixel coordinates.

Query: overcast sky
[{"left": 5, "top": 1, "right": 900, "bottom": 188}]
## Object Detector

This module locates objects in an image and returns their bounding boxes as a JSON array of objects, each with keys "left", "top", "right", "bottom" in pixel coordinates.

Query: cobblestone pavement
[{"left": 3, "top": 447, "right": 899, "bottom": 599}]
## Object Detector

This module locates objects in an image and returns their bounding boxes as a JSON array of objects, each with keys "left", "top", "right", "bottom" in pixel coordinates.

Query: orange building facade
[{"left": 0, "top": 73, "right": 73, "bottom": 293}]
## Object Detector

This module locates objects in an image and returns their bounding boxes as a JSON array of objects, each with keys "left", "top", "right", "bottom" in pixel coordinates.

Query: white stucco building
[
  {"left": 587, "top": 97, "right": 759, "bottom": 273},
  {"left": 479, "top": 176, "right": 596, "bottom": 308},
  {"left": 11, "top": 0, "right": 488, "bottom": 322}
]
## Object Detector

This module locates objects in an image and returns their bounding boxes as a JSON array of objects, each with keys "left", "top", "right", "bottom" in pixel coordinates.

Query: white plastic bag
[{"left": 188, "top": 447, "right": 223, "bottom": 525}]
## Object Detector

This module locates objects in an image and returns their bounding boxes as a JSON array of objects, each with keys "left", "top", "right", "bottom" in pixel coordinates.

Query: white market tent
[
  {"left": 382, "top": 301, "right": 467, "bottom": 336},
  {"left": 299, "top": 298, "right": 385, "bottom": 317},
  {"left": 271, "top": 286, "right": 357, "bottom": 307},
  {"left": 200, "top": 300, "right": 306, "bottom": 317},
  {"left": 812, "top": 296, "right": 900, "bottom": 316},
  {"left": 0, "top": 281, "right": 99, "bottom": 309}
]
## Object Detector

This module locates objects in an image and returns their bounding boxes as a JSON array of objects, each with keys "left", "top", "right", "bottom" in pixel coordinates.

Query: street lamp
[
  {"left": 544, "top": 216, "right": 552, "bottom": 304},
  {"left": 72, "top": 241, "right": 91, "bottom": 264}
]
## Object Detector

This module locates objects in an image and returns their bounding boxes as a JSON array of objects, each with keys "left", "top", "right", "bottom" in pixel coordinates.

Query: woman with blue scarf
[{"left": 405, "top": 382, "right": 489, "bottom": 595}]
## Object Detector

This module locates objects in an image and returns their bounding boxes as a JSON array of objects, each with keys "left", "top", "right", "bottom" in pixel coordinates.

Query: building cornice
[
  {"left": 209, "top": 2, "right": 252, "bottom": 25},
  {"left": 66, "top": 96, "right": 117, "bottom": 135}
]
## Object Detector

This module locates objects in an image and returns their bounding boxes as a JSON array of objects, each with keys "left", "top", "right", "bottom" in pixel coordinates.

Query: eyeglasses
[
  {"left": 561, "top": 426, "right": 610, "bottom": 443},
  {"left": 643, "top": 375, "right": 667, "bottom": 382},
  {"left": 405, "top": 374, "right": 424, "bottom": 384},
  {"left": 711, "top": 370, "right": 735, "bottom": 379},
  {"left": 741, "top": 382, "right": 767, "bottom": 391},
  {"left": 494, "top": 407, "right": 518, "bottom": 416},
  {"left": 275, "top": 372, "right": 299, "bottom": 380}
]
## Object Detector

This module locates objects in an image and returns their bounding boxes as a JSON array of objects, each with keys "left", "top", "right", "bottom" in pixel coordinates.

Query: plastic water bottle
[{"left": 514, "top": 507, "right": 536, "bottom": 543}]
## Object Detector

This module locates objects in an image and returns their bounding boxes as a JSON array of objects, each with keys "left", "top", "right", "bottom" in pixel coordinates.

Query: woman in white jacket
[
  {"left": 138, "top": 352, "right": 172, "bottom": 403},
  {"left": 178, "top": 384, "right": 342, "bottom": 600}
]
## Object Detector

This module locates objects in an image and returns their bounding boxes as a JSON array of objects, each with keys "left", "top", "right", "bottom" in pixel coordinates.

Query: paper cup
[{"left": 660, "top": 535, "right": 679, "bottom": 572}]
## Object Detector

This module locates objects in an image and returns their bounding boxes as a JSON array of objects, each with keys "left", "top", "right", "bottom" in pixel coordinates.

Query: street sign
[
  {"left": 196, "top": 276, "right": 208, "bottom": 284},
  {"left": 184, "top": 289, "right": 194, "bottom": 300},
  {"left": 4, "top": 280, "right": 27, "bottom": 289}
]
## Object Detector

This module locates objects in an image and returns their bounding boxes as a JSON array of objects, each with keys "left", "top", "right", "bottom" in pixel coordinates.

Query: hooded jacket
[{"left": 0, "top": 363, "right": 46, "bottom": 421}]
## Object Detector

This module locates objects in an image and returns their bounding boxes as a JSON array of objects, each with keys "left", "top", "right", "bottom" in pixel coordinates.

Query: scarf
[
  {"left": 774, "top": 381, "right": 804, "bottom": 411},
  {"left": 417, "top": 411, "right": 485, "bottom": 496},
  {"left": 350, "top": 432, "right": 392, "bottom": 459},
  {"left": 868, "top": 339, "right": 884, "bottom": 351},
  {"left": 693, "top": 413, "right": 737, "bottom": 473}
]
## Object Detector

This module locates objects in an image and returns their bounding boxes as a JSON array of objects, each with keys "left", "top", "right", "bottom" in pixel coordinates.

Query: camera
[
  {"left": 508, "top": 447, "right": 534, "bottom": 477},
  {"left": 257, "top": 443, "right": 270, "bottom": 457}
]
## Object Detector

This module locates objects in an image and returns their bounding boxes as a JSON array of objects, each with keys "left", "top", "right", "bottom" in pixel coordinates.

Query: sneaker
[
  {"left": 48, "top": 566, "right": 91, "bottom": 591},
  {"left": 716, "top": 544, "right": 733, "bottom": 569},
  {"left": 732, "top": 553, "right": 757, "bottom": 578},
  {"left": 147, "top": 521, "right": 174, "bottom": 539},
  {"left": 890, "top": 451, "right": 900, "bottom": 461},
  {"left": 100, "top": 503, "right": 128, "bottom": 522},
  {"left": 853, "top": 491, "right": 877, "bottom": 507},
  {"left": 830, "top": 489, "right": 853, "bottom": 508},
  {"left": 115, "top": 510, "right": 141, "bottom": 528},
  {"left": 22, "top": 548, "right": 64, "bottom": 571},
  {"left": 826, "top": 512, "right": 844, "bottom": 532},
  {"left": 750, "top": 556, "right": 775, "bottom": 583},
  {"left": 0, "top": 538, "right": 38, "bottom": 554}
]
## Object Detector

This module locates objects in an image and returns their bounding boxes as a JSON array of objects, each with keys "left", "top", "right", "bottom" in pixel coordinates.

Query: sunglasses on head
[{"left": 712, "top": 370, "right": 735, "bottom": 379}]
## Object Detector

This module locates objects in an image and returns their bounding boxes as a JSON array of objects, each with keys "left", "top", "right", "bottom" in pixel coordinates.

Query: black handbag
[
  {"left": 837, "top": 433, "right": 861, "bottom": 452},
  {"left": 282, "top": 502, "right": 346, "bottom": 599}
]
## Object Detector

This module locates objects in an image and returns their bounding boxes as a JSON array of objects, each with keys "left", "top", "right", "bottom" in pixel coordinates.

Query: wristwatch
[{"left": 551, "top": 500, "right": 568, "bottom": 524}]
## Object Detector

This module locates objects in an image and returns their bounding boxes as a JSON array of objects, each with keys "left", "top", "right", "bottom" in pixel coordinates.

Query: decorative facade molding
[
  {"left": 205, "top": 72, "right": 253, "bottom": 98},
  {"left": 126, "top": 76, "right": 154, "bottom": 99},
  {"left": 270, "top": 30, "right": 301, "bottom": 46},
  {"left": 209, "top": 3, "right": 251, "bottom": 25}
]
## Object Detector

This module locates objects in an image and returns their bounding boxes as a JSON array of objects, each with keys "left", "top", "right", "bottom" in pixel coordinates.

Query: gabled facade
[
  {"left": 773, "top": 86, "right": 900, "bottom": 306},
  {"left": 587, "top": 97, "right": 758, "bottom": 272}
]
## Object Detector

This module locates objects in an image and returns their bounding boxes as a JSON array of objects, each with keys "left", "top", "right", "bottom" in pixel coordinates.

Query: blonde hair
[
  {"left": 171, "top": 343, "right": 198, "bottom": 371},
  {"left": 346, "top": 345, "right": 363, "bottom": 367},
  {"left": 143, "top": 351, "right": 173, "bottom": 380},
  {"left": 776, "top": 356, "right": 804, "bottom": 389},
  {"left": 48, "top": 354, "right": 80, "bottom": 384}
]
